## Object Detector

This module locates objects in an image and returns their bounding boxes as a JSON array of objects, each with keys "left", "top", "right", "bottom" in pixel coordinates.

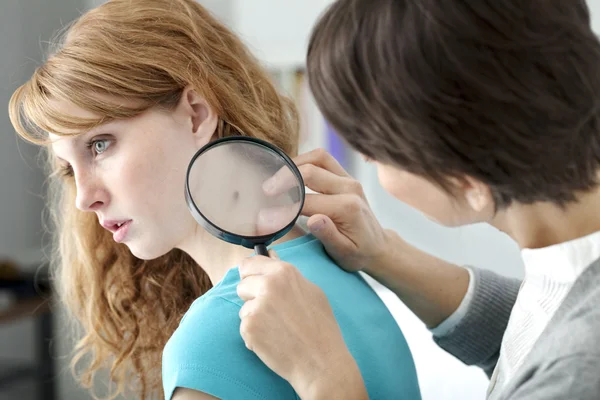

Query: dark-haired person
[{"left": 236, "top": 0, "right": 600, "bottom": 399}]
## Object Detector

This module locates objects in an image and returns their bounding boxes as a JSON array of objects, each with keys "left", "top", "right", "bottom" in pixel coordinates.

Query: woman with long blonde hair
[{"left": 9, "top": 1, "right": 421, "bottom": 399}]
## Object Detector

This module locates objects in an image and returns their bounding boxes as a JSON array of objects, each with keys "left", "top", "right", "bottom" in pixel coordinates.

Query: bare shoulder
[{"left": 171, "top": 388, "right": 220, "bottom": 400}]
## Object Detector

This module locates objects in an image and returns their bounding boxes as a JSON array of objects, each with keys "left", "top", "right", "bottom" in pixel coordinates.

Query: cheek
[
  {"left": 376, "top": 166, "right": 414, "bottom": 203},
  {"left": 375, "top": 166, "right": 463, "bottom": 226},
  {"left": 113, "top": 145, "right": 187, "bottom": 214},
  {"left": 116, "top": 155, "right": 160, "bottom": 207}
]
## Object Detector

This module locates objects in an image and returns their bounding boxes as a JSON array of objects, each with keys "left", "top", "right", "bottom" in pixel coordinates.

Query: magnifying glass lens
[{"left": 185, "top": 138, "right": 304, "bottom": 254}]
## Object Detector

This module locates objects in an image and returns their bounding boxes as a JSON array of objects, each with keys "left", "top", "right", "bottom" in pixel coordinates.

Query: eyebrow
[
  {"left": 51, "top": 135, "right": 84, "bottom": 164},
  {"left": 50, "top": 118, "right": 121, "bottom": 161},
  {"left": 50, "top": 125, "right": 100, "bottom": 157}
]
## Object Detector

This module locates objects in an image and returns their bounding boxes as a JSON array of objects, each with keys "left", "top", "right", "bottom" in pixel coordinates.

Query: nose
[{"left": 74, "top": 169, "right": 108, "bottom": 212}]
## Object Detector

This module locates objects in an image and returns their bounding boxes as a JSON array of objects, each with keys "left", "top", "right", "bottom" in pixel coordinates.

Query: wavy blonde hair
[{"left": 8, "top": 0, "right": 299, "bottom": 398}]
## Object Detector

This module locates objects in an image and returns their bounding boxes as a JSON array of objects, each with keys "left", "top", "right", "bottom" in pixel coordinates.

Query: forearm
[
  {"left": 433, "top": 267, "right": 521, "bottom": 376},
  {"left": 367, "top": 229, "right": 470, "bottom": 328},
  {"left": 294, "top": 351, "right": 368, "bottom": 400},
  {"left": 366, "top": 230, "right": 521, "bottom": 375}
]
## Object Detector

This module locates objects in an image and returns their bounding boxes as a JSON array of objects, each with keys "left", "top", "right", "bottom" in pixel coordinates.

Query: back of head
[
  {"left": 307, "top": 0, "right": 600, "bottom": 208},
  {"left": 9, "top": 0, "right": 298, "bottom": 398}
]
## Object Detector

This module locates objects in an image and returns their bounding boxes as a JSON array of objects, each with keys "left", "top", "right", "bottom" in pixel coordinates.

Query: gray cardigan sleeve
[{"left": 432, "top": 267, "right": 522, "bottom": 377}]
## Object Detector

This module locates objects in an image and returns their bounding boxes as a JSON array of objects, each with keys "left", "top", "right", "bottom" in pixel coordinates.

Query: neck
[
  {"left": 491, "top": 186, "right": 600, "bottom": 249},
  {"left": 179, "top": 224, "right": 307, "bottom": 285}
]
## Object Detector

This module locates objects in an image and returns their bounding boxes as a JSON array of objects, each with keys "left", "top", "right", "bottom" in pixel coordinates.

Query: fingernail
[
  {"left": 262, "top": 177, "right": 276, "bottom": 194},
  {"left": 310, "top": 219, "right": 325, "bottom": 232}
]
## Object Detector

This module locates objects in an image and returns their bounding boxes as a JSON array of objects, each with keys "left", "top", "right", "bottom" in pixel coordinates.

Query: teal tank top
[{"left": 162, "top": 234, "right": 421, "bottom": 399}]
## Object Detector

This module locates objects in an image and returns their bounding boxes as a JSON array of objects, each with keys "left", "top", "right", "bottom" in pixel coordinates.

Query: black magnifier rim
[{"left": 184, "top": 136, "right": 306, "bottom": 248}]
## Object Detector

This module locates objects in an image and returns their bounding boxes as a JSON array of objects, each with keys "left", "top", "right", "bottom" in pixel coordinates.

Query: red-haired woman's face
[{"left": 49, "top": 90, "right": 221, "bottom": 260}]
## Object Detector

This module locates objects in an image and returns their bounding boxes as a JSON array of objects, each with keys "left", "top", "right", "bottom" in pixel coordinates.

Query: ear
[
  {"left": 460, "top": 176, "right": 494, "bottom": 213},
  {"left": 176, "top": 86, "right": 219, "bottom": 147}
]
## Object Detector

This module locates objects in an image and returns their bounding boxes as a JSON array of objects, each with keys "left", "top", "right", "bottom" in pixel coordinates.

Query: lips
[
  {"left": 101, "top": 219, "right": 132, "bottom": 243},
  {"left": 101, "top": 219, "right": 131, "bottom": 233}
]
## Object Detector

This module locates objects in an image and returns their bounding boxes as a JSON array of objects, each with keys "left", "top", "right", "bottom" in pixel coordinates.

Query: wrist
[
  {"left": 362, "top": 229, "right": 470, "bottom": 328},
  {"left": 363, "top": 228, "right": 403, "bottom": 277},
  {"left": 293, "top": 349, "right": 368, "bottom": 400}
]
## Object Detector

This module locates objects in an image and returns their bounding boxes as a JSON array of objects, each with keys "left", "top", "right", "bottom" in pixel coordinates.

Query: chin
[
  {"left": 126, "top": 242, "right": 171, "bottom": 260},
  {"left": 423, "top": 213, "right": 460, "bottom": 227},
  {"left": 422, "top": 212, "right": 446, "bottom": 225},
  {"left": 423, "top": 213, "right": 439, "bottom": 223}
]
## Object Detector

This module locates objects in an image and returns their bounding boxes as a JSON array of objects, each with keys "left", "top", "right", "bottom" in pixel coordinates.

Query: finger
[
  {"left": 238, "top": 256, "right": 278, "bottom": 280},
  {"left": 262, "top": 149, "right": 352, "bottom": 196},
  {"left": 262, "top": 163, "right": 298, "bottom": 196},
  {"left": 257, "top": 164, "right": 360, "bottom": 234},
  {"left": 293, "top": 148, "right": 350, "bottom": 177},
  {"left": 238, "top": 299, "right": 256, "bottom": 319},
  {"left": 256, "top": 204, "right": 301, "bottom": 235},
  {"left": 265, "top": 163, "right": 360, "bottom": 197},
  {"left": 301, "top": 193, "right": 362, "bottom": 221},
  {"left": 239, "top": 317, "right": 254, "bottom": 351},
  {"left": 306, "top": 214, "right": 356, "bottom": 257},
  {"left": 237, "top": 275, "right": 263, "bottom": 301},
  {"left": 298, "top": 164, "right": 362, "bottom": 196},
  {"left": 268, "top": 249, "right": 280, "bottom": 260}
]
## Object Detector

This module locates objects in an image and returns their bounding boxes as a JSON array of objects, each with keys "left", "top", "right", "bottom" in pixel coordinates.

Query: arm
[
  {"left": 293, "top": 150, "right": 522, "bottom": 372},
  {"left": 371, "top": 231, "right": 521, "bottom": 375},
  {"left": 368, "top": 228, "right": 472, "bottom": 328},
  {"left": 172, "top": 388, "right": 220, "bottom": 400},
  {"left": 264, "top": 148, "right": 473, "bottom": 328},
  {"left": 162, "top": 296, "right": 299, "bottom": 400},
  {"left": 301, "top": 360, "right": 369, "bottom": 400},
  {"left": 432, "top": 267, "right": 520, "bottom": 376},
  {"left": 240, "top": 148, "right": 519, "bottom": 395}
]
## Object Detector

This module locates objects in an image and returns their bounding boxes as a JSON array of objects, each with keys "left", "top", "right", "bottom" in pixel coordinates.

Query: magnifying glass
[{"left": 185, "top": 136, "right": 305, "bottom": 256}]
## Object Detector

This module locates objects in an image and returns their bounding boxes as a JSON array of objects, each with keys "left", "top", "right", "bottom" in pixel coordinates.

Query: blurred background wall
[{"left": 2, "top": 1, "right": 600, "bottom": 399}]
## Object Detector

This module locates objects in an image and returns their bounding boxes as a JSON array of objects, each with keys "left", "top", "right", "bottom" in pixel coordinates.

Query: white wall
[
  {"left": 589, "top": 0, "right": 600, "bottom": 32},
  {"left": 232, "top": 0, "right": 334, "bottom": 68}
]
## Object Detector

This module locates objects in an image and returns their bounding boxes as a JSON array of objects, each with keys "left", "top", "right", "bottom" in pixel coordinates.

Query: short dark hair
[{"left": 307, "top": 0, "right": 600, "bottom": 208}]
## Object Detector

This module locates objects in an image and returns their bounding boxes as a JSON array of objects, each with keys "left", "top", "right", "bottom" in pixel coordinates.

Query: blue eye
[{"left": 91, "top": 139, "right": 111, "bottom": 155}]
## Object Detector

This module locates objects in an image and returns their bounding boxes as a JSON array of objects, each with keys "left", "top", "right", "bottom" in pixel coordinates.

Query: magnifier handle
[{"left": 254, "top": 244, "right": 269, "bottom": 257}]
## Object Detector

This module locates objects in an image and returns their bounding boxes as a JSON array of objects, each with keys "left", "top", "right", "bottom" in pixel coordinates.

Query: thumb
[{"left": 306, "top": 214, "right": 352, "bottom": 253}]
